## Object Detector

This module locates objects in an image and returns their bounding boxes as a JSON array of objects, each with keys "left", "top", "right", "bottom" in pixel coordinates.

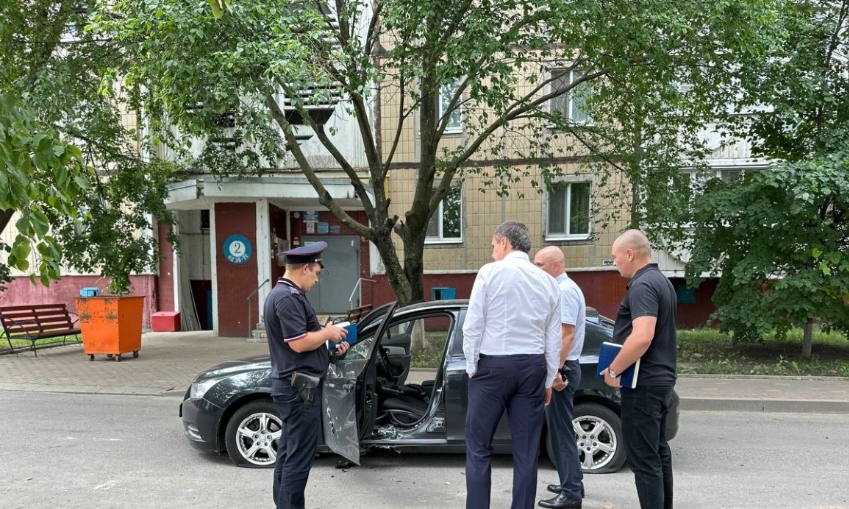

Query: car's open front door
[{"left": 322, "top": 302, "right": 397, "bottom": 465}]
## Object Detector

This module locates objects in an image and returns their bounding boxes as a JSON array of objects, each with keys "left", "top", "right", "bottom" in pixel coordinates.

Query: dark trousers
[
  {"left": 271, "top": 378, "right": 322, "bottom": 509},
  {"left": 621, "top": 385, "right": 675, "bottom": 509},
  {"left": 465, "top": 354, "right": 547, "bottom": 509},
  {"left": 545, "top": 359, "right": 582, "bottom": 499}
]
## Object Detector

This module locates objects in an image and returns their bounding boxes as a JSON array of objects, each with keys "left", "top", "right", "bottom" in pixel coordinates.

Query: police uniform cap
[{"left": 283, "top": 241, "right": 328, "bottom": 266}]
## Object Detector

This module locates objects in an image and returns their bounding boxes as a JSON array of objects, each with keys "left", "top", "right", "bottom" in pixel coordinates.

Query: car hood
[{"left": 194, "top": 354, "right": 271, "bottom": 382}]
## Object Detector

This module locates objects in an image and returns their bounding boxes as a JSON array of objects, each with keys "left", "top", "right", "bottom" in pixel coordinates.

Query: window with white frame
[
  {"left": 546, "top": 181, "right": 591, "bottom": 239},
  {"left": 674, "top": 167, "right": 756, "bottom": 217},
  {"left": 426, "top": 185, "right": 463, "bottom": 243},
  {"left": 438, "top": 80, "right": 464, "bottom": 133},
  {"left": 551, "top": 69, "right": 593, "bottom": 124}
]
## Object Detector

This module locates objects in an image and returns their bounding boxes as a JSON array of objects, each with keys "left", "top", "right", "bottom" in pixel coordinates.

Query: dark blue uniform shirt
[{"left": 263, "top": 278, "right": 329, "bottom": 380}]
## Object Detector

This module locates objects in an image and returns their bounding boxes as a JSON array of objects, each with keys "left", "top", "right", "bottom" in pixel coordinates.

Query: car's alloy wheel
[
  {"left": 571, "top": 403, "right": 625, "bottom": 474},
  {"left": 225, "top": 400, "right": 282, "bottom": 468}
]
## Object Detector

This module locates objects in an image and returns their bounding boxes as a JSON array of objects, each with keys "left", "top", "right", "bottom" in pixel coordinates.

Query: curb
[
  {"left": 678, "top": 373, "right": 849, "bottom": 382},
  {"left": 3, "top": 382, "right": 849, "bottom": 414},
  {"left": 0, "top": 382, "right": 172, "bottom": 397},
  {"left": 679, "top": 397, "right": 849, "bottom": 414}
]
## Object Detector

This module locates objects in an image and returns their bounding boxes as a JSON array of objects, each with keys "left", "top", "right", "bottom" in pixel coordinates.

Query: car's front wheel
[
  {"left": 572, "top": 403, "right": 625, "bottom": 474},
  {"left": 224, "top": 400, "right": 281, "bottom": 468}
]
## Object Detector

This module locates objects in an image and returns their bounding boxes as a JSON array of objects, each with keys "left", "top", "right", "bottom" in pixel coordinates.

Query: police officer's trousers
[{"left": 272, "top": 377, "right": 322, "bottom": 509}]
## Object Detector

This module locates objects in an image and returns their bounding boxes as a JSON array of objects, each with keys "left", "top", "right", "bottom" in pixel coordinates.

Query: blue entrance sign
[{"left": 223, "top": 234, "right": 252, "bottom": 264}]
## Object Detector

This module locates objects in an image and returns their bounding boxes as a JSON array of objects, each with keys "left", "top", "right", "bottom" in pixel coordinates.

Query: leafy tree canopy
[
  {"left": 0, "top": 0, "right": 177, "bottom": 294},
  {"left": 687, "top": 0, "right": 849, "bottom": 348},
  {"left": 687, "top": 156, "right": 849, "bottom": 341},
  {"left": 0, "top": 94, "right": 89, "bottom": 288},
  {"left": 94, "top": 0, "right": 784, "bottom": 304}
]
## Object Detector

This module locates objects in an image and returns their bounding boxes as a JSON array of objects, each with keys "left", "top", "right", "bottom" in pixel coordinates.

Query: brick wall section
[
  {"left": 215, "top": 203, "right": 258, "bottom": 337},
  {"left": 368, "top": 269, "right": 716, "bottom": 328},
  {"left": 0, "top": 275, "right": 157, "bottom": 329},
  {"left": 670, "top": 277, "right": 718, "bottom": 328},
  {"left": 368, "top": 274, "right": 477, "bottom": 307},
  {"left": 569, "top": 271, "right": 626, "bottom": 319},
  {"left": 157, "top": 223, "right": 175, "bottom": 311}
]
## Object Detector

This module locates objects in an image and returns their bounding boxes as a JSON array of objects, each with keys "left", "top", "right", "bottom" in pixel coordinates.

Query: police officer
[{"left": 264, "top": 241, "right": 349, "bottom": 509}]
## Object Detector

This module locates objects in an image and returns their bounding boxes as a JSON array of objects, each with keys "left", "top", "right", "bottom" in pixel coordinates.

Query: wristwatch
[{"left": 608, "top": 369, "right": 620, "bottom": 379}]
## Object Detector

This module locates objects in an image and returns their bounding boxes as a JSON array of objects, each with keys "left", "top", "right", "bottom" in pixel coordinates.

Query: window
[
  {"left": 669, "top": 172, "right": 696, "bottom": 221},
  {"left": 546, "top": 181, "right": 591, "bottom": 239},
  {"left": 438, "top": 81, "right": 463, "bottom": 133},
  {"left": 551, "top": 69, "right": 593, "bottom": 124},
  {"left": 426, "top": 186, "right": 463, "bottom": 243},
  {"left": 719, "top": 169, "right": 744, "bottom": 183}
]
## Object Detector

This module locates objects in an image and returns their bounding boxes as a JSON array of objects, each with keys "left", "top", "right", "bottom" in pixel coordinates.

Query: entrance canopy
[{"left": 165, "top": 175, "right": 366, "bottom": 210}]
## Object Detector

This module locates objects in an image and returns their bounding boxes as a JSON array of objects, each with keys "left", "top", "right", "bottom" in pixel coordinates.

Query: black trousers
[
  {"left": 465, "top": 354, "right": 547, "bottom": 509},
  {"left": 271, "top": 377, "right": 322, "bottom": 509},
  {"left": 620, "top": 385, "right": 675, "bottom": 509},
  {"left": 545, "top": 359, "right": 582, "bottom": 499}
]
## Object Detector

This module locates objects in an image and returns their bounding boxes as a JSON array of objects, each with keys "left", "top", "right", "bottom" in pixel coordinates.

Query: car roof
[
  {"left": 389, "top": 300, "right": 609, "bottom": 323},
  {"left": 394, "top": 299, "right": 469, "bottom": 313}
]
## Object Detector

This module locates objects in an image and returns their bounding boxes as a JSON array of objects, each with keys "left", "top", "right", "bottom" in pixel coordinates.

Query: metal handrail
[
  {"left": 348, "top": 278, "right": 375, "bottom": 309},
  {"left": 247, "top": 278, "right": 270, "bottom": 339}
]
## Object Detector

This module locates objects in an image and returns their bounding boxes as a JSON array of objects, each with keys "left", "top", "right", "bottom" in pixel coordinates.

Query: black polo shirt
[
  {"left": 263, "top": 278, "right": 328, "bottom": 380},
  {"left": 612, "top": 263, "right": 677, "bottom": 386}
]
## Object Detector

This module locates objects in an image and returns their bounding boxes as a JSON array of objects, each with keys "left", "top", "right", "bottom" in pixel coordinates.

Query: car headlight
[{"left": 190, "top": 378, "right": 220, "bottom": 400}]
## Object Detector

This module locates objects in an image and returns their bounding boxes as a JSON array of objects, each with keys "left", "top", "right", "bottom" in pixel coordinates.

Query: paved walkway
[{"left": 1, "top": 331, "right": 848, "bottom": 413}]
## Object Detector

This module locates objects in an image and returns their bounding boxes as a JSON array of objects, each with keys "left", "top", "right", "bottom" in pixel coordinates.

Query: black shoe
[
  {"left": 546, "top": 482, "right": 584, "bottom": 498},
  {"left": 538, "top": 494, "right": 582, "bottom": 509}
]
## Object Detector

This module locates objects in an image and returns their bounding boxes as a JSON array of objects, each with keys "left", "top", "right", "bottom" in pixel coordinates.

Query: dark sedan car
[{"left": 180, "top": 300, "right": 679, "bottom": 473}]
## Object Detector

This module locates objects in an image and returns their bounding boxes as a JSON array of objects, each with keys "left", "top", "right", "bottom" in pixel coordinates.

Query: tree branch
[{"left": 264, "top": 93, "right": 374, "bottom": 240}]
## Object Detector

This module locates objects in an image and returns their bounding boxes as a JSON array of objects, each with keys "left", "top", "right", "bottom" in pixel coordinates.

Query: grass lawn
[
  {"left": 408, "top": 328, "right": 849, "bottom": 377},
  {"left": 0, "top": 334, "right": 81, "bottom": 354},
  {"left": 410, "top": 332, "right": 448, "bottom": 369},
  {"left": 678, "top": 327, "right": 849, "bottom": 377}
]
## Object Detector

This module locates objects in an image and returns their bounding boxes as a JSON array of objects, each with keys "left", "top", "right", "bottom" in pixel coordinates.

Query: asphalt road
[{"left": 1, "top": 391, "right": 847, "bottom": 509}]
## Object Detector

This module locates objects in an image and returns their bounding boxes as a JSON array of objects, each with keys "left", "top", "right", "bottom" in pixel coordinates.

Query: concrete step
[{"left": 248, "top": 329, "right": 267, "bottom": 343}]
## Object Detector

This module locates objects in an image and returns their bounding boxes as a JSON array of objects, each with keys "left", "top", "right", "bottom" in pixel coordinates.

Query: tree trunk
[
  {"left": 370, "top": 227, "right": 414, "bottom": 305},
  {"left": 403, "top": 233, "right": 426, "bottom": 305},
  {"left": 802, "top": 319, "right": 814, "bottom": 359},
  {"left": 410, "top": 318, "right": 429, "bottom": 352},
  {"left": 0, "top": 209, "right": 13, "bottom": 235}
]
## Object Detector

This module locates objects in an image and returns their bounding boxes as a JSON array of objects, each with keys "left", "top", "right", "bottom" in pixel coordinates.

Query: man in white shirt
[
  {"left": 534, "top": 246, "right": 586, "bottom": 509},
  {"left": 463, "top": 221, "right": 562, "bottom": 509}
]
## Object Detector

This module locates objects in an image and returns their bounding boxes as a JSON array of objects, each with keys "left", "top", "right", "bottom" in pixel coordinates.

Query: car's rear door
[
  {"left": 443, "top": 309, "right": 512, "bottom": 445},
  {"left": 322, "top": 302, "right": 396, "bottom": 465}
]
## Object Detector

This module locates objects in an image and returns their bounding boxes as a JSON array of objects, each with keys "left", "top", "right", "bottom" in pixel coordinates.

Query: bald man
[
  {"left": 602, "top": 229, "right": 677, "bottom": 509},
  {"left": 533, "top": 246, "right": 586, "bottom": 509}
]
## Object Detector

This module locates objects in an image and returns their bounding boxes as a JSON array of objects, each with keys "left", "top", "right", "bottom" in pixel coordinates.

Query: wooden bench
[
  {"left": 0, "top": 304, "right": 82, "bottom": 356},
  {"left": 345, "top": 304, "right": 373, "bottom": 323}
]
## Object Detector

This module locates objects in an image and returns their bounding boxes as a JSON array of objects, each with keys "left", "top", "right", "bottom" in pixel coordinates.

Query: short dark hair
[
  {"left": 494, "top": 221, "right": 531, "bottom": 253},
  {"left": 285, "top": 262, "right": 320, "bottom": 272}
]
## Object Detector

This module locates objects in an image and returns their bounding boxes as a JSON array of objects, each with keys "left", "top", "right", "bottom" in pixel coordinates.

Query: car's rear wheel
[
  {"left": 571, "top": 403, "right": 625, "bottom": 474},
  {"left": 225, "top": 400, "right": 281, "bottom": 468}
]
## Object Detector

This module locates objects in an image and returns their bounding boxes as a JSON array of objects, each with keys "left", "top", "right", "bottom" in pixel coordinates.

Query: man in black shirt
[
  {"left": 601, "top": 230, "right": 677, "bottom": 509},
  {"left": 264, "top": 241, "right": 349, "bottom": 509}
]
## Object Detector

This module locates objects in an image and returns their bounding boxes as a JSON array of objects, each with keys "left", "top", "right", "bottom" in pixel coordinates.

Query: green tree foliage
[
  {"left": 687, "top": 159, "right": 849, "bottom": 342},
  {"left": 95, "top": 0, "right": 782, "bottom": 304},
  {"left": 0, "top": 95, "right": 89, "bottom": 288},
  {"left": 687, "top": 0, "right": 849, "bottom": 351},
  {"left": 0, "top": 0, "right": 177, "bottom": 294}
]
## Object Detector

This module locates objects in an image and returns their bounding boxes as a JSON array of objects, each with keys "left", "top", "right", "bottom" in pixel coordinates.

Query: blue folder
[
  {"left": 596, "top": 341, "right": 640, "bottom": 389},
  {"left": 328, "top": 321, "right": 357, "bottom": 350}
]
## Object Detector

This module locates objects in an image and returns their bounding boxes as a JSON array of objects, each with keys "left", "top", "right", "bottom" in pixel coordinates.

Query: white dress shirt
[{"left": 463, "top": 251, "right": 562, "bottom": 388}]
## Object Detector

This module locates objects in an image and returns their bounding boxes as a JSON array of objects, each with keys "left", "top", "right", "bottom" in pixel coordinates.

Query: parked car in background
[{"left": 180, "top": 300, "right": 679, "bottom": 473}]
